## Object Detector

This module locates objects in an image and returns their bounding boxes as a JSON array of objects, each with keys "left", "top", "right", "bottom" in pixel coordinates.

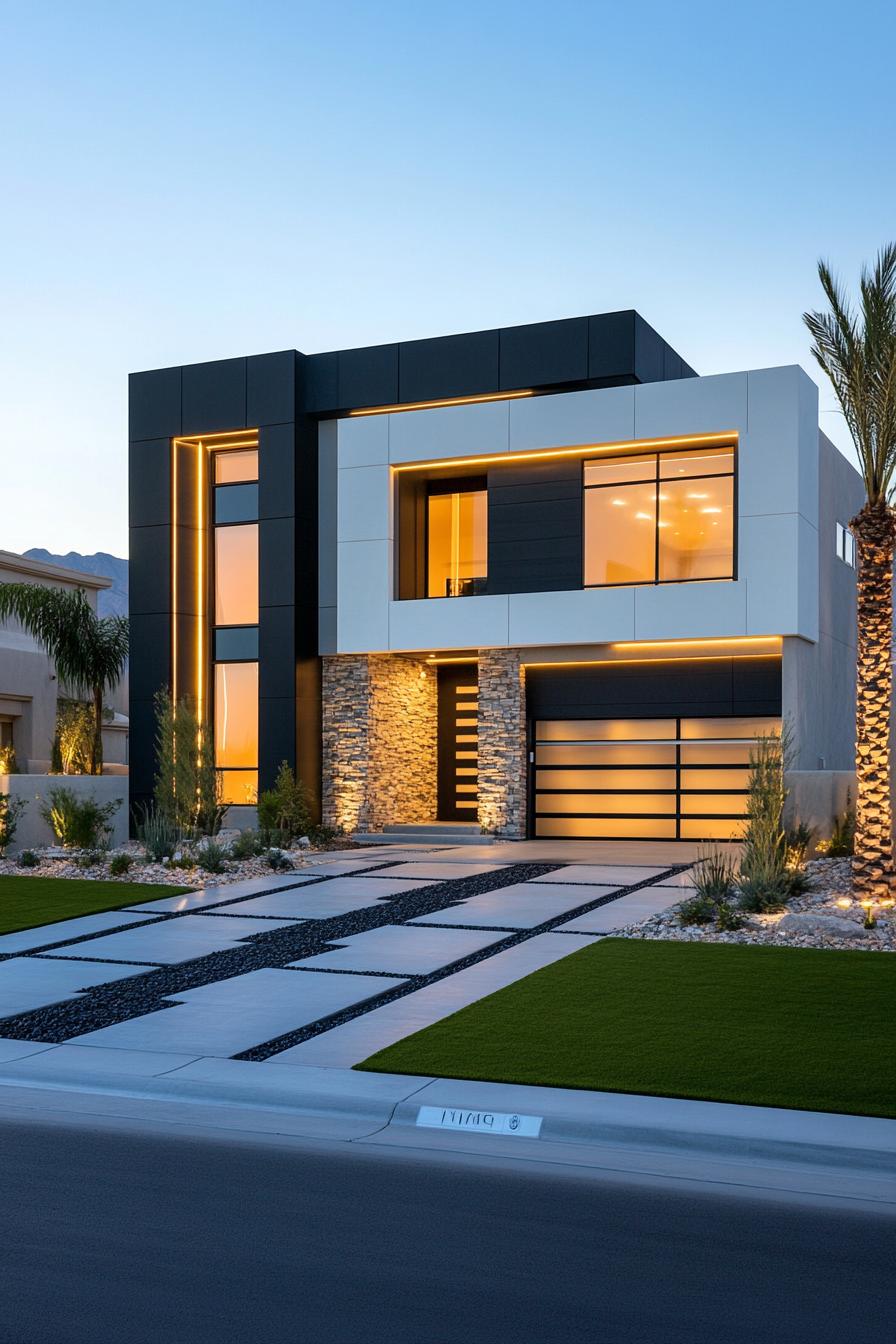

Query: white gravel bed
[{"left": 615, "top": 858, "right": 895, "bottom": 952}]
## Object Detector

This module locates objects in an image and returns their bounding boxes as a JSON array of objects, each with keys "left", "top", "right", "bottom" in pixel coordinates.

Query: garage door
[{"left": 532, "top": 716, "right": 781, "bottom": 840}]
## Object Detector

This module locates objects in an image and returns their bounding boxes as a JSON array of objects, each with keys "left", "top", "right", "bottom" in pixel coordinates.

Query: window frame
[
  {"left": 581, "top": 444, "right": 737, "bottom": 589},
  {"left": 423, "top": 475, "right": 488, "bottom": 600}
]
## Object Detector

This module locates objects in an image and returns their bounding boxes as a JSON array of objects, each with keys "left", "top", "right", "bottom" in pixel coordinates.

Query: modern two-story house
[{"left": 128, "top": 311, "right": 862, "bottom": 842}]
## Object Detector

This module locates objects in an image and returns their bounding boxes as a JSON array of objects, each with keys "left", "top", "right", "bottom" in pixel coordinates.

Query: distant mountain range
[{"left": 23, "top": 550, "right": 128, "bottom": 618}]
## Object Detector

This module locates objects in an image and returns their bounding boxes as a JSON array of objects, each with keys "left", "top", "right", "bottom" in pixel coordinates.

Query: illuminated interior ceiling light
[
  {"left": 349, "top": 390, "right": 534, "bottom": 417},
  {"left": 701, "top": 507, "right": 722, "bottom": 514},
  {"left": 391, "top": 431, "right": 737, "bottom": 474}
]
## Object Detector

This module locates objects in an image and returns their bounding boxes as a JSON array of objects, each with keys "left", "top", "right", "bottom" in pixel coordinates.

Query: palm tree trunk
[
  {"left": 91, "top": 687, "right": 104, "bottom": 777},
  {"left": 851, "top": 503, "right": 896, "bottom": 897}
]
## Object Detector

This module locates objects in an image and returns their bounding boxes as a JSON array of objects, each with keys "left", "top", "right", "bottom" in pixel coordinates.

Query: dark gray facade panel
[
  {"left": 296, "top": 655, "right": 322, "bottom": 819},
  {"left": 181, "top": 357, "right": 247, "bottom": 435},
  {"left": 305, "top": 351, "right": 339, "bottom": 413},
  {"left": 259, "top": 695, "right": 297, "bottom": 790},
  {"left": 247, "top": 350, "right": 296, "bottom": 427},
  {"left": 526, "top": 658, "right": 783, "bottom": 721},
  {"left": 634, "top": 315, "right": 666, "bottom": 385},
  {"left": 338, "top": 343, "right": 399, "bottom": 409},
  {"left": 259, "top": 423, "right": 297, "bottom": 519},
  {"left": 128, "top": 614, "right": 171, "bottom": 703},
  {"left": 486, "top": 459, "right": 583, "bottom": 594},
  {"left": 499, "top": 318, "right": 589, "bottom": 391},
  {"left": 128, "top": 525, "right": 173, "bottom": 616},
  {"left": 588, "top": 311, "right": 635, "bottom": 380},
  {"left": 259, "top": 606, "right": 296, "bottom": 701},
  {"left": 129, "top": 367, "right": 181, "bottom": 442},
  {"left": 129, "top": 439, "right": 171, "bottom": 529},
  {"left": 259, "top": 516, "right": 295, "bottom": 608},
  {"left": 663, "top": 344, "right": 683, "bottom": 382},
  {"left": 128, "top": 699, "right": 156, "bottom": 801},
  {"left": 399, "top": 329, "right": 500, "bottom": 403}
]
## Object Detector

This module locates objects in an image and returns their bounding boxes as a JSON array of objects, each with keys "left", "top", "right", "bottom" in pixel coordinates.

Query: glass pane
[
  {"left": 214, "top": 627, "right": 259, "bottom": 661},
  {"left": 215, "top": 524, "right": 258, "bottom": 625},
  {"left": 536, "top": 719, "right": 676, "bottom": 741},
  {"left": 680, "top": 767, "right": 751, "bottom": 790},
  {"left": 659, "top": 447, "right": 734, "bottom": 478},
  {"left": 536, "top": 793, "right": 677, "bottom": 815},
  {"left": 427, "top": 489, "right": 487, "bottom": 597},
  {"left": 536, "top": 768, "right": 677, "bottom": 790},
  {"left": 219, "top": 770, "right": 259, "bottom": 805},
  {"left": 658, "top": 476, "right": 733, "bottom": 581},
  {"left": 535, "top": 816, "right": 677, "bottom": 838},
  {"left": 214, "top": 662, "right": 258, "bottom": 768},
  {"left": 214, "top": 449, "right": 258, "bottom": 484},
  {"left": 681, "top": 717, "right": 781, "bottom": 740},
  {"left": 679, "top": 793, "right": 748, "bottom": 816},
  {"left": 680, "top": 818, "right": 744, "bottom": 840},
  {"left": 584, "top": 454, "right": 656, "bottom": 487},
  {"left": 584, "top": 483, "right": 656, "bottom": 585},
  {"left": 679, "top": 743, "right": 752, "bottom": 765},
  {"left": 215, "top": 483, "right": 259, "bottom": 524},
  {"left": 535, "top": 742, "right": 677, "bottom": 767}
]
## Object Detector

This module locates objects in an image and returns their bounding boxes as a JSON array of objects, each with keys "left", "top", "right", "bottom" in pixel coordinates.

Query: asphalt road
[{"left": 0, "top": 1111, "right": 891, "bottom": 1344}]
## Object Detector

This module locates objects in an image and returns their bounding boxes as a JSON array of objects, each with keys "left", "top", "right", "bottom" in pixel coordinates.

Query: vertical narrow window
[{"left": 426, "top": 479, "right": 487, "bottom": 597}]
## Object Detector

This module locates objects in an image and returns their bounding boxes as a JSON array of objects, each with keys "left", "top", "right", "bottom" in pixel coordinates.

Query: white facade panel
[
  {"left": 739, "top": 513, "right": 819, "bottom": 641},
  {"left": 387, "top": 398, "right": 509, "bottom": 464},
  {"left": 336, "top": 413, "right": 389, "bottom": 468},
  {"left": 741, "top": 366, "right": 818, "bottom": 524},
  {"left": 633, "top": 371, "right": 748, "bottom": 441},
  {"left": 388, "top": 595, "right": 510, "bottom": 652},
  {"left": 633, "top": 580, "right": 748, "bottom": 641},
  {"left": 508, "top": 385, "right": 635, "bottom": 452},
  {"left": 508, "top": 587, "right": 636, "bottom": 647},
  {"left": 337, "top": 464, "right": 391, "bottom": 543},
  {"left": 336, "top": 540, "right": 391, "bottom": 652}
]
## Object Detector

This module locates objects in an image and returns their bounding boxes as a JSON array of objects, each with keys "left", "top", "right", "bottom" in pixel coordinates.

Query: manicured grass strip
[
  {"left": 0, "top": 875, "right": 192, "bottom": 934},
  {"left": 358, "top": 938, "right": 896, "bottom": 1118}
]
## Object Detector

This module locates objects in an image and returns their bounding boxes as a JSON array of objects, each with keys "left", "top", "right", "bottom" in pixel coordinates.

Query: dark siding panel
[
  {"left": 128, "top": 699, "right": 156, "bottom": 801},
  {"left": 527, "top": 658, "right": 782, "bottom": 721},
  {"left": 129, "top": 439, "right": 170, "bottom": 529},
  {"left": 259, "top": 696, "right": 296, "bottom": 792},
  {"left": 129, "top": 525, "right": 173, "bottom": 616},
  {"left": 259, "top": 606, "right": 296, "bottom": 701},
  {"left": 487, "top": 459, "right": 583, "bottom": 594},
  {"left": 129, "top": 367, "right": 181, "bottom": 441},
  {"left": 258, "top": 423, "right": 296, "bottom": 520},
  {"left": 499, "top": 318, "right": 589, "bottom": 391},
  {"left": 634, "top": 315, "right": 665, "bottom": 384},
  {"left": 259, "top": 517, "right": 295, "bottom": 608},
  {"left": 128, "top": 614, "right": 170, "bottom": 703},
  {"left": 399, "top": 330, "right": 499, "bottom": 403},
  {"left": 338, "top": 344, "right": 399, "bottom": 408},
  {"left": 305, "top": 351, "right": 339, "bottom": 413},
  {"left": 247, "top": 351, "right": 296, "bottom": 426},
  {"left": 588, "top": 312, "right": 635, "bottom": 381},
  {"left": 181, "top": 358, "right": 247, "bottom": 434}
]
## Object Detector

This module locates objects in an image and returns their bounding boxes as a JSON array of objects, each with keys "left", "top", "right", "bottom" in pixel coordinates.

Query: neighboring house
[
  {"left": 128, "top": 310, "right": 862, "bottom": 840},
  {"left": 0, "top": 549, "right": 128, "bottom": 773}
]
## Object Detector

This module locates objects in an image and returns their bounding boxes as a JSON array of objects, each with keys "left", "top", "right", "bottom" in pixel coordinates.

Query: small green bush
[
  {"left": 17, "top": 848, "right": 38, "bottom": 868},
  {"left": 0, "top": 795, "right": 26, "bottom": 856},
  {"left": 40, "top": 787, "right": 119, "bottom": 850},
  {"left": 678, "top": 894, "right": 718, "bottom": 926},
  {"left": 257, "top": 762, "right": 311, "bottom": 842},
  {"left": 76, "top": 850, "right": 105, "bottom": 869},
  {"left": 785, "top": 819, "right": 815, "bottom": 868},
  {"left": 171, "top": 852, "right": 197, "bottom": 870},
  {"left": 109, "top": 852, "right": 133, "bottom": 876},
  {"left": 716, "top": 901, "right": 745, "bottom": 932},
  {"left": 737, "top": 877, "right": 789, "bottom": 914},
  {"left": 692, "top": 847, "right": 737, "bottom": 902},
  {"left": 309, "top": 823, "right": 340, "bottom": 847},
  {"left": 266, "top": 848, "right": 293, "bottom": 871},
  {"left": 820, "top": 794, "right": 855, "bottom": 858},
  {"left": 196, "top": 839, "right": 227, "bottom": 874},
  {"left": 230, "top": 828, "right": 266, "bottom": 860},
  {"left": 137, "top": 803, "right": 180, "bottom": 863}
]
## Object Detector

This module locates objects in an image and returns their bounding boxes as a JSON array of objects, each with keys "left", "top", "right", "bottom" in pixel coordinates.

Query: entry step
[{"left": 354, "top": 823, "right": 493, "bottom": 847}]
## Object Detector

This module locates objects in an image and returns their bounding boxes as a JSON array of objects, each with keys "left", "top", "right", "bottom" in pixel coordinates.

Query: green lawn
[
  {"left": 358, "top": 939, "right": 896, "bottom": 1118},
  {"left": 0, "top": 875, "right": 192, "bottom": 934}
]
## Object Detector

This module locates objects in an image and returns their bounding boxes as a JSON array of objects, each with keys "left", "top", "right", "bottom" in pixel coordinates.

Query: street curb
[{"left": 0, "top": 1044, "right": 893, "bottom": 1174}]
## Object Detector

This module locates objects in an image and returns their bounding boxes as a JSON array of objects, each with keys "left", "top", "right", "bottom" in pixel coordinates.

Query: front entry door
[{"left": 437, "top": 665, "right": 479, "bottom": 821}]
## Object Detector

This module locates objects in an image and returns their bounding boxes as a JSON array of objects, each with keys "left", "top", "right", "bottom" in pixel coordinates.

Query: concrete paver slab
[
  {"left": 530, "top": 865, "right": 665, "bottom": 886},
  {"left": 409, "top": 882, "right": 618, "bottom": 930},
  {"left": 0, "top": 958, "right": 155, "bottom": 1017},
  {"left": 215, "top": 876, "right": 434, "bottom": 921},
  {"left": 41, "top": 914, "right": 300, "bottom": 966},
  {"left": 73, "top": 967, "right": 406, "bottom": 1057},
  {"left": 0, "top": 911, "right": 158, "bottom": 954},
  {"left": 291, "top": 925, "right": 507, "bottom": 975},
  {"left": 0, "top": 1042, "right": 201, "bottom": 1081},
  {"left": 127, "top": 874, "right": 318, "bottom": 913},
  {"left": 369, "top": 862, "right": 509, "bottom": 881},
  {"left": 557, "top": 887, "right": 683, "bottom": 933},
  {"left": 0, "top": 1037, "right": 57, "bottom": 1064},
  {"left": 273, "top": 932, "right": 600, "bottom": 1067}
]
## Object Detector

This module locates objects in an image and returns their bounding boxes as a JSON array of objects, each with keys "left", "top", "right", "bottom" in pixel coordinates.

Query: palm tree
[
  {"left": 804, "top": 244, "right": 896, "bottom": 899},
  {"left": 0, "top": 584, "right": 129, "bottom": 776}
]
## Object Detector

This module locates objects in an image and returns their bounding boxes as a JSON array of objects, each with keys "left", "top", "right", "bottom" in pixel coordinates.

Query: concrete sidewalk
[{"left": 0, "top": 1038, "right": 892, "bottom": 1185}]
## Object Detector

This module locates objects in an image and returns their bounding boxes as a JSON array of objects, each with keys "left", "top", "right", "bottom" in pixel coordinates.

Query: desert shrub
[
  {"left": 716, "top": 901, "right": 745, "bottom": 932},
  {"left": 137, "top": 803, "right": 181, "bottom": 863},
  {"left": 40, "top": 787, "right": 119, "bottom": 850},
  {"left": 736, "top": 729, "right": 791, "bottom": 912},
  {"left": 817, "top": 793, "right": 855, "bottom": 858},
  {"left": 0, "top": 744, "right": 18, "bottom": 774},
  {"left": 196, "top": 839, "right": 227, "bottom": 874},
  {"left": 109, "top": 852, "right": 133, "bottom": 876},
  {"left": 257, "top": 762, "right": 311, "bottom": 842},
  {"left": 266, "top": 848, "right": 293, "bottom": 871},
  {"left": 76, "top": 850, "right": 105, "bottom": 869},
  {"left": 692, "top": 847, "right": 737, "bottom": 902},
  {"left": 53, "top": 700, "right": 95, "bottom": 775},
  {"left": 678, "top": 894, "right": 718, "bottom": 926},
  {"left": 17, "top": 849, "right": 38, "bottom": 868},
  {"left": 0, "top": 795, "right": 26, "bottom": 856},
  {"left": 229, "top": 828, "right": 266, "bottom": 860},
  {"left": 153, "top": 689, "right": 225, "bottom": 837},
  {"left": 785, "top": 819, "right": 815, "bottom": 868},
  {"left": 309, "top": 823, "right": 340, "bottom": 847}
]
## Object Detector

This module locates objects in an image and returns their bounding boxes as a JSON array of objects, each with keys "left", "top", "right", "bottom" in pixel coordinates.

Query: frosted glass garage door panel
[
  {"left": 535, "top": 768, "right": 677, "bottom": 790},
  {"left": 535, "top": 743, "right": 677, "bottom": 767},
  {"left": 680, "top": 717, "right": 781, "bottom": 739},
  {"left": 535, "top": 817, "right": 678, "bottom": 839},
  {"left": 536, "top": 793, "right": 676, "bottom": 816},
  {"left": 680, "top": 818, "right": 745, "bottom": 840},
  {"left": 679, "top": 743, "right": 753, "bottom": 765},
  {"left": 679, "top": 768, "right": 751, "bottom": 790},
  {"left": 535, "top": 720, "right": 677, "bottom": 742}
]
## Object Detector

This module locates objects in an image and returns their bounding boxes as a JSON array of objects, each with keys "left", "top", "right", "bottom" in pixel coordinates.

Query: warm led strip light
[
  {"left": 391, "top": 431, "right": 737, "bottom": 474},
  {"left": 349, "top": 390, "right": 534, "bottom": 417},
  {"left": 611, "top": 637, "right": 781, "bottom": 654}
]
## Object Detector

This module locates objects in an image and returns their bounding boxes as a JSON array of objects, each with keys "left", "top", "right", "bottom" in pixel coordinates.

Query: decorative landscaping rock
[{"left": 776, "top": 913, "right": 869, "bottom": 940}]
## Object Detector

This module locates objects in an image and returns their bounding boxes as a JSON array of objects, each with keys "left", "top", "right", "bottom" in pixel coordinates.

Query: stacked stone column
[{"left": 477, "top": 648, "right": 527, "bottom": 838}]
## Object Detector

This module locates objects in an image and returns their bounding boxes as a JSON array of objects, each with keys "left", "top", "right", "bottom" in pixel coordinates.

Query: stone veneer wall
[
  {"left": 322, "top": 654, "right": 437, "bottom": 833},
  {"left": 477, "top": 648, "right": 527, "bottom": 838}
]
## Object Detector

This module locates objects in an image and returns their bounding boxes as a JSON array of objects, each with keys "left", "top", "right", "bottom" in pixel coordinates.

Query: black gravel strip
[
  {"left": 235, "top": 865, "right": 690, "bottom": 1061},
  {"left": 0, "top": 862, "right": 568, "bottom": 1043}
]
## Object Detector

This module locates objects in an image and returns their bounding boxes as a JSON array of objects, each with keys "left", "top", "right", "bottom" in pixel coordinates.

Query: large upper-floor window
[
  {"left": 426, "top": 479, "right": 487, "bottom": 598},
  {"left": 583, "top": 445, "right": 735, "bottom": 587}
]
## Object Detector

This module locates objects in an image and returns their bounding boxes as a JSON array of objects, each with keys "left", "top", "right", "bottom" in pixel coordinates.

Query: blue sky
[{"left": 1, "top": 0, "right": 893, "bottom": 556}]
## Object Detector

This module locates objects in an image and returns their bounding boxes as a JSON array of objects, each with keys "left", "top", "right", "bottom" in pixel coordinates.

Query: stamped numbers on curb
[{"left": 416, "top": 1105, "right": 543, "bottom": 1138}]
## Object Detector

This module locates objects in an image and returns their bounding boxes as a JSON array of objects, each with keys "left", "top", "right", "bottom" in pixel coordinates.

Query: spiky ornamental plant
[
  {"left": 804, "top": 246, "right": 896, "bottom": 900},
  {"left": 0, "top": 584, "right": 128, "bottom": 776}
]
